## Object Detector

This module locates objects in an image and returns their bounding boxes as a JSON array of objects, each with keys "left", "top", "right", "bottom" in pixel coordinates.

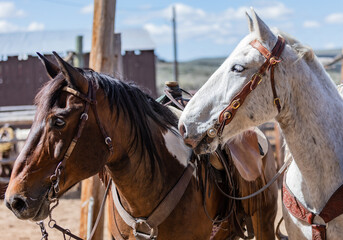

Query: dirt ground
[{"left": 0, "top": 190, "right": 287, "bottom": 240}]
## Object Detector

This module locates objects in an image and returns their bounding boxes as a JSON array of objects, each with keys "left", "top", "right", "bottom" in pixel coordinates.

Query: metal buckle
[
  {"left": 231, "top": 99, "right": 241, "bottom": 109},
  {"left": 269, "top": 56, "right": 281, "bottom": 65},
  {"left": 80, "top": 113, "right": 88, "bottom": 120},
  {"left": 105, "top": 137, "right": 112, "bottom": 146},
  {"left": 252, "top": 73, "right": 263, "bottom": 85},
  {"left": 207, "top": 128, "right": 217, "bottom": 138},
  {"left": 223, "top": 111, "right": 231, "bottom": 120},
  {"left": 133, "top": 219, "right": 157, "bottom": 239},
  {"left": 274, "top": 98, "right": 281, "bottom": 106}
]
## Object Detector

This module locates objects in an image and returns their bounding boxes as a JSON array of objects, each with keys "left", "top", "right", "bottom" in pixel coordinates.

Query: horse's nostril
[{"left": 10, "top": 196, "right": 27, "bottom": 213}]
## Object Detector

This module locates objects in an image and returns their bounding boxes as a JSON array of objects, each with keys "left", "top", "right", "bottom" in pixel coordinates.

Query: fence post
[{"left": 79, "top": 0, "right": 117, "bottom": 239}]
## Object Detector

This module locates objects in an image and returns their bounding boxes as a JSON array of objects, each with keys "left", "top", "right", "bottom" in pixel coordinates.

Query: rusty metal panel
[
  {"left": 122, "top": 50, "right": 156, "bottom": 97},
  {"left": 0, "top": 50, "right": 156, "bottom": 107},
  {"left": 0, "top": 56, "right": 53, "bottom": 106}
]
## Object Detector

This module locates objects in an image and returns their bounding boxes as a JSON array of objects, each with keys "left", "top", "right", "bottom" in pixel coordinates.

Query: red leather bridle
[{"left": 206, "top": 36, "right": 286, "bottom": 139}]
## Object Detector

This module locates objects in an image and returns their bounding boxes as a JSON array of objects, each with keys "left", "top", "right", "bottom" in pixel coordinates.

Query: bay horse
[
  {"left": 179, "top": 8, "right": 343, "bottom": 240},
  {"left": 4, "top": 53, "right": 277, "bottom": 239}
]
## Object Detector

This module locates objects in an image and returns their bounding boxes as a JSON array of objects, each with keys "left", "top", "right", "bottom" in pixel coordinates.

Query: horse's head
[
  {"left": 5, "top": 53, "right": 112, "bottom": 221},
  {"left": 179, "top": 9, "right": 293, "bottom": 154}
]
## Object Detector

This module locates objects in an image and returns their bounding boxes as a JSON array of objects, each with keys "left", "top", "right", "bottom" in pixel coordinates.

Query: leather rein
[
  {"left": 38, "top": 74, "right": 113, "bottom": 240},
  {"left": 206, "top": 36, "right": 286, "bottom": 139}
]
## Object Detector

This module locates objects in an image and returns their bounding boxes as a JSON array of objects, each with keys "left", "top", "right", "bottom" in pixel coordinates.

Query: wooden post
[
  {"left": 75, "top": 35, "right": 84, "bottom": 68},
  {"left": 172, "top": 5, "right": 178, "bottom": 82},
  {"left": 79, "top": 0, "right": 116, "bottom": 239}
]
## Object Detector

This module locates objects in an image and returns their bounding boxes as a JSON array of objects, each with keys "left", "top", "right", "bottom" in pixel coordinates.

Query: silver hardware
[
  {"left": 207, "top": 128, "right": 217, "bottom": 138},
  {"left": 80, "top": 113, "right": 88, "bottom": 120}
]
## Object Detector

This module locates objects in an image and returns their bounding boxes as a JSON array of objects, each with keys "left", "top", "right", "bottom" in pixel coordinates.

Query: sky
[{"left": 1, "top": 0, "right": 343, "bottom": 61}]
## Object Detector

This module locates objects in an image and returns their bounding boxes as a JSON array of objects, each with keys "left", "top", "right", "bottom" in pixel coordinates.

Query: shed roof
[{"left": 0, "top": 28, "right": 155, "bottom": 57}]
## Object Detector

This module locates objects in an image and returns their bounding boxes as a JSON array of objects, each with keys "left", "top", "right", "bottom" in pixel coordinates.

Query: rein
[
  {"left": 207, "top": 36, "right": 285, "bottom": 138},
  {"left": 38, "top": 74, "right": 113, "bottom": 240}
]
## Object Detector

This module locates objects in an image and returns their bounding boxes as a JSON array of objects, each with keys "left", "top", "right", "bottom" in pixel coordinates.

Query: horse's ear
[
  {"left": 52, "top": 51, "right": 88, "bottom": 94},
  {"left": 246, "top": 12, "right": 254, "bottom": 33},
  {"left": 250, "top": 8, "right": 274, "bottom": 42},
  {"left": 37, "top": 52, "right": 60, "bottom": 79}
]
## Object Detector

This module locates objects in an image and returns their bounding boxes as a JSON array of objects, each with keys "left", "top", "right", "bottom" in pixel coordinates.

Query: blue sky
[{"left": 1, "top": 0, "right": 343, "bottom": 61}]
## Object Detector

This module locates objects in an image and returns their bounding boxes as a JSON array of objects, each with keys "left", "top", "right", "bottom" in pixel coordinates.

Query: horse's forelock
[{"left": 34, "top": 73, "right": 66, "bottom": 119}]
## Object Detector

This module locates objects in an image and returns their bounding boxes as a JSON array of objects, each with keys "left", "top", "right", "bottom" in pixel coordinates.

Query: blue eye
[{"left": 231, "top": 64, "right": 245, "bottom": 72}]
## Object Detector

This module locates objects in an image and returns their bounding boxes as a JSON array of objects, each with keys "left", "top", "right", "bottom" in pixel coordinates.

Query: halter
[
  {"left": 43, "top": 74, "right": 113, "bottom": 240},
  {"left": 207, "top": 36, "right": 285, "bottom": 138}
]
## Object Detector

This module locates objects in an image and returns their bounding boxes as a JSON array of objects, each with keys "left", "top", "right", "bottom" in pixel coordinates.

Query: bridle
[
  {"left": 206, "top": 36, "right": 286, "bottom": 139},
  {"left": 48, "top": 73, "right": 113, "bottom": 202},
  {"left": 40, "top": 72, "right": 113, "bottom": 240}
]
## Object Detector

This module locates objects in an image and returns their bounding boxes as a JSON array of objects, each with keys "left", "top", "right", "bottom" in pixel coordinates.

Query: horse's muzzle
[{"left": 5, "top": 193, "right": 49, "bottom": 221}]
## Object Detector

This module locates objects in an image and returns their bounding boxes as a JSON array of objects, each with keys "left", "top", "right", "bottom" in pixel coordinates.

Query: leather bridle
[
  {"left": 48, "top": 73, "right": 113, "bottom": 202},
  {"left": 42, "top": 73, "right": 113, "bottom": 240},
  {"left": 207, "top": 36, "right": 286, "bottom": 138}
]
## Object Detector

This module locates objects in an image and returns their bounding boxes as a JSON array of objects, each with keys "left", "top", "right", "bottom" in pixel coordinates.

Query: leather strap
[
  {"left": 48, "top": 77, "right": 113, "bottom": 201},
  {"left": 215, "top": 36, "right": 285, "bottom": 136},
  {"left": 283, "top": 171, "right": 343, "bottom": 240},
  {"left": 112, "top": 163, "right": 195, "bottom": 239}
]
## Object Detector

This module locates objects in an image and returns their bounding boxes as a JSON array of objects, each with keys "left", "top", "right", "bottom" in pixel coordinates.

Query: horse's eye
[
  {"left": 231, "top": 64, "right": 245, "bottom": 73},
  {"left": 51, "top": 118, "right": 66, "bottom": 129}
]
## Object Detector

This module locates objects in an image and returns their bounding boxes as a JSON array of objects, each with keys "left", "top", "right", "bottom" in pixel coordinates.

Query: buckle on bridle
[
  {"left": 269, "top": 56, "right": 281, "bottom": 65},
  {"left": 207, "top": 128, "right": 217, "bottom": 138},
  {"left": 80, "top": 113, "right": 88, "bottom": 120},
  {"left": 105, "top": 137, "right": 112, "bottom": 146},
  {"left": 252, "top": 73, "right": 263, "bottom": 84},
  {"left": 133, "top": 219, "right": 157, "bottom": 239},
  {"left": 274, "top": 98, "right": 281, "bottom": 106},
  {"left": 231, "top": 99, "right": 241, "bottom": 109}
]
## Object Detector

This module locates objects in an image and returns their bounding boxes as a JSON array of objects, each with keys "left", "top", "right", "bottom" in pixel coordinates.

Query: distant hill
[
  {"left": 156, "top": 57, "right": 226, "bottom": 95},
  {"left": 157, "top": 54, "right": 341, "bottom": 95}
]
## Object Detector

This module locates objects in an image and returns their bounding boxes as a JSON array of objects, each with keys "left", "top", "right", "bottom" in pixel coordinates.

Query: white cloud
[
  {"left": 27, "top": 22, "right": 45, "bottom": 31},
  {"left": 127, "top": 2, "right": 293, "bottom": 46},
  {"left": 303, "top": 20, "right": 320, "bottom": 28},
  {"left": 80, "top": 4, "right": 93, "bottom": 14},
  {"left": 0, "top": 2, "right": 25, "bottom": 18},
  {"left": 255, "top": 2, "right": 293, "bottom": 20},
  {"left": 324, "top": 42, "right": 336, "bottom": 49},
  {"left": 0, "top": 20, "right": 45, "bottom": 33},
  {"left": 0, "top": 20, "right": 20, "bottom": 32},
  {"left": 325, "top": 13, "right": 343, "bottom": 24}
]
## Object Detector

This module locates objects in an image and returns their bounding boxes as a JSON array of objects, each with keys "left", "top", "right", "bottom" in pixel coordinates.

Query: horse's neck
[
  {"left": 108, "top": 123, "right": 191, "bottom": 217},
  {"left": 277, "top": 59, "right": 343, "bottom": 211}
]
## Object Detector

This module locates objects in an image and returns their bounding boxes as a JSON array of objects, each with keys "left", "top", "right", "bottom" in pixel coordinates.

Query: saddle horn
[{"left": 37, "top": 52, "right": 60, "bottom": 79}]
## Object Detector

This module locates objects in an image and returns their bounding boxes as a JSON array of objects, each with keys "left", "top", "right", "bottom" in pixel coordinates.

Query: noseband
[
  {"left": 48, "top": 75, "right": 113, "bottom": 202},
  {"left": 207, "top": 36, "right": 285, "bottom": 138}
]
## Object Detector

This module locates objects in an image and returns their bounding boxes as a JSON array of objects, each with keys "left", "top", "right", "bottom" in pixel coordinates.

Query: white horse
[{"left": 179, "top": 9, "right": 343, "bottom": 240}]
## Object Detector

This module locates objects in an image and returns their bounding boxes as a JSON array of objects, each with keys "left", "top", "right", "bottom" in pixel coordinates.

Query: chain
[
  {"left": 37, "top": 163, "right": 83, "bottom": 240},
  {"left": 37, "top": 221, "right": 49, "bottom": 240}
]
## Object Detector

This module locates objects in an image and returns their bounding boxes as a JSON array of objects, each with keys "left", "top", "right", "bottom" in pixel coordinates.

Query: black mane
[{"left": 35, "top": 69, "right": 178, "bottom": 175}]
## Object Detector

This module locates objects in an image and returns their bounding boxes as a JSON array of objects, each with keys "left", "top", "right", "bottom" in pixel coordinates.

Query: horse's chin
[
  {"left": 31, "top": 199, "right": 50, "bottom": 221},
  {"left": 193, "top": 138, "right": 219, "bottom": 154}
]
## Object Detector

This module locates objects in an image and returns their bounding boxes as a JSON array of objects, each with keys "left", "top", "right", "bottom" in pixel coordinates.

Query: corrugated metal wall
[{"left": 0, "top": 51, "right": 156, "bottom": 106}]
